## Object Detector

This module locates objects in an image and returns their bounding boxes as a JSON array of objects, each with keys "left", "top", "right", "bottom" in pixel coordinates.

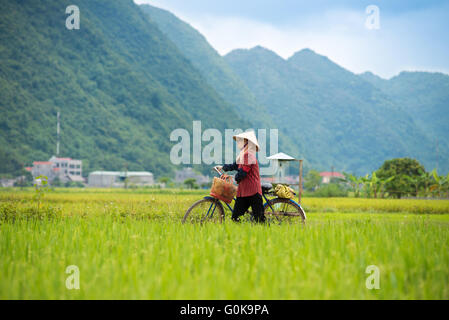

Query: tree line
[{"left": 305, "top": 158, "right": 449, "bottom": 198}]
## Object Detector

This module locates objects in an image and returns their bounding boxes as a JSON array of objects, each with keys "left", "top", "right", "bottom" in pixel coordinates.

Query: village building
[
  {"left": 319, "top": 171, "right": 344, "bottom": 184},
  {"left": 0, "top": 177, "right": 26, "bottom": 187},
  {"left": 88, "top": 171, "right": 154, "bottom": 188},
  {"left": 28, "top": 156, "right": 84, "bottom": 184},
  {"left": 175, "top": 167, "right": 210, "bottom": 185}
]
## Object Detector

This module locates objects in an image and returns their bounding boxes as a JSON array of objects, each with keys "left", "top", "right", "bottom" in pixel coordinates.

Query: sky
[{"left": 134, "top": 0, "right": 449, "bottom": 79}]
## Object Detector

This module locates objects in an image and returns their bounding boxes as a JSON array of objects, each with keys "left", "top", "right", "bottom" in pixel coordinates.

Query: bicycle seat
[{"left": 261, "top": 182, "right": 273, "bottom": 193}]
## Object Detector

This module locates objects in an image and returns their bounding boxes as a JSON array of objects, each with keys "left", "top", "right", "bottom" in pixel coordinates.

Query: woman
[{"left": 216, "top": 131, "right": 265, "bottom": 223}]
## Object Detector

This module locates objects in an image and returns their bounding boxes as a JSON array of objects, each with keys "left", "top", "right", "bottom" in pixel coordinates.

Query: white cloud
[
  {"left": 135, "top": 1, "right": 449, "bottom": 78},
  {"left": 160, "top": 9, "right": 401, "bottom": 77}
]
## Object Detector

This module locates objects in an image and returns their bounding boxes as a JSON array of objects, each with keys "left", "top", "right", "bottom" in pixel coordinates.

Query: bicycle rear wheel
[
  {"left": 264, "top": 198, "right": 306, "bottom": 224},
  {"left": 182, "top": 197, "right": 225, "bottom": 224}
]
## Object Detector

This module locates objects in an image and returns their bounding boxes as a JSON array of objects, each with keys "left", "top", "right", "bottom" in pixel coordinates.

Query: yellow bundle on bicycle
[
  {"left": 275, "top": 184, "right": 295, "bottom": 199},
  {"left": 210, "top": 175, "right": 237, "bottom": 204}
]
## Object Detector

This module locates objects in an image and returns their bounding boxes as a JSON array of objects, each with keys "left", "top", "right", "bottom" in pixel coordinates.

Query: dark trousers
[{"left": 233, "top": 193, "right": 265, "bottom": 223}]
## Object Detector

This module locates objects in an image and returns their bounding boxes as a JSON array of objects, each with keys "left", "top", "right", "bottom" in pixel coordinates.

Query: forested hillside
[
  {"left": 360, "top": 71, "right": 449, "bottom": 167},
  {"left": 140, "top": 5, "right": 271, "bottom": 129},
  {"left": 0, "top": 0, "right": 247, "bottom": 177},
  {"left": 224, "top": 47, "right": 447, "bottom": 174}
]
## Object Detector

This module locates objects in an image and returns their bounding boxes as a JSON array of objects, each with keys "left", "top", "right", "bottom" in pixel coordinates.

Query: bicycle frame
[{"left": 203, "top": 167, "right": 304, "bottom": 219}]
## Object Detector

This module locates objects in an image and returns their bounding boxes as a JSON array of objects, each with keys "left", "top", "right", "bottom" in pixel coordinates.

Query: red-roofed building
[
  {"left": 319, "top": 171, "right": 345, "bottom": 184},
  {"left": 31, "top": 161, "right": 54, "bottom": 179},
  {"left": 30, "top": 156, "right": 83, "bottom": 184}
]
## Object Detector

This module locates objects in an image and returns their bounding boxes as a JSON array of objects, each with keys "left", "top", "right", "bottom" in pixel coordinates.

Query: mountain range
[
  {"left": 142, "top": 4, "right": 448, "bottom": 175},
  {"left": 0, "top": 0, "right": 447, "bottom": 178}
]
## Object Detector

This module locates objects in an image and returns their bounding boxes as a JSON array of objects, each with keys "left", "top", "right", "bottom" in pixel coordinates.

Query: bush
[
  {"left": 64, "top": 181, "right": 85, "bottom": 188},
  {"left": 312, "top": 183, "right": 348, "bottom": 197}
]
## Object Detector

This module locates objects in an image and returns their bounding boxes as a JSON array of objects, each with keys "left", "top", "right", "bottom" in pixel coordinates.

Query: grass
[{"left": 1, "top": 188, "right": 448, "bottom": 299}]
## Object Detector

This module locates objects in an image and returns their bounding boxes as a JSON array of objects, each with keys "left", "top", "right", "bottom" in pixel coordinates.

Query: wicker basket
[{"left": 210, "top": 175, "right": 237, "bottom": 203}]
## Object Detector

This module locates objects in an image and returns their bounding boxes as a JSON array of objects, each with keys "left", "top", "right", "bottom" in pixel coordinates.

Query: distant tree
[
  {"left": 13, "top": 169, "right": 33, "bottom": 187},
  {"left": 361, "top": 173, "right": 374, "bottom": 198},
  {"left": 304, "top": 170, "right": 321, "bottom": 191},
  {"left": 64, "top": 181, "right": 84, "bottom": 188},
  {"left": 376, "top": 158, "right": 426, "bottom": 198},
  {"left": 158, "top": 176, "right": 172, "bottom": 187},
  {"left": 445, "top": 174, "right": 449, "bottom": 198},
  {"left": 378, "top": 175, "right": 395, "bottom": 198},
  {"left": 184, "top": 178, "right": 198, "bottom": 189},
  {"left": 52, "top": 177, "right": 62, "bottom": 187},
  {"left": 312, "top": 183, "right": 348, "bottom": 197},
  {"left": 404, "top": 171, "right": 429, "bottom": 197},
  {"left": 420, "top": 171, "right": 436, "bottom": 197},
  {"left": 0, "top": 149, "right": 23, "bottom": 176},
  {"left": 429, "top": 169, "right": 448, "bottom": 198},
  {"left": 359, "top": 172, "right": 394, "bottom": 198},
  {"left": 201, "top": 181, "right": 212, "bottom": 189},
  {"left": 343, "top": 172, "right": 363, "bottom": 197}
]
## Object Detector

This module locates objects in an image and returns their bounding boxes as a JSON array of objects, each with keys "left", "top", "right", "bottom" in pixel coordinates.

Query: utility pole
[{"left": 56, "top": 111, "right": 60, "bottom": 156}]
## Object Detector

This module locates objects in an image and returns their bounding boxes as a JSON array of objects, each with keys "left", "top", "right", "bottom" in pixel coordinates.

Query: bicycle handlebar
[{"left": 213, "top": 166, "right": 224, "bottom": 176}]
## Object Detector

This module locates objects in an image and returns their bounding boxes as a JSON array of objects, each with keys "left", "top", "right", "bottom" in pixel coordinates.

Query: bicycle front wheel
[
  {"left": 182, "top": 197, "right": 225, "bottom": 224},
  {"left": 264, "top": 198, "right": 306, "bottom": 224}
]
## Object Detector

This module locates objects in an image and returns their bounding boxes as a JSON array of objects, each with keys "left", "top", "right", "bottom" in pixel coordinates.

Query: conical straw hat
[{"left": 233, "top": 131, "right": 260, "bottom": 152}]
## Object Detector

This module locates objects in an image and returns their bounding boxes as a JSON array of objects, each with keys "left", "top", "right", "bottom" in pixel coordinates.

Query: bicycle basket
[{"left": 210, "top": 175, "right": 237, "bottom": 204}]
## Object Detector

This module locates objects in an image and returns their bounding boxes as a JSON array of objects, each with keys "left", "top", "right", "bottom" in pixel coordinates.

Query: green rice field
[{"left": 1, "top": 188, "right": 448, "bottom": 299}]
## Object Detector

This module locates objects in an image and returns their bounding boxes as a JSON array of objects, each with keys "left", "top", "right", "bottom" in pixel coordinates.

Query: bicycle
[{"left": 182, "top": 167, "right": 307, "bottom": 224}]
